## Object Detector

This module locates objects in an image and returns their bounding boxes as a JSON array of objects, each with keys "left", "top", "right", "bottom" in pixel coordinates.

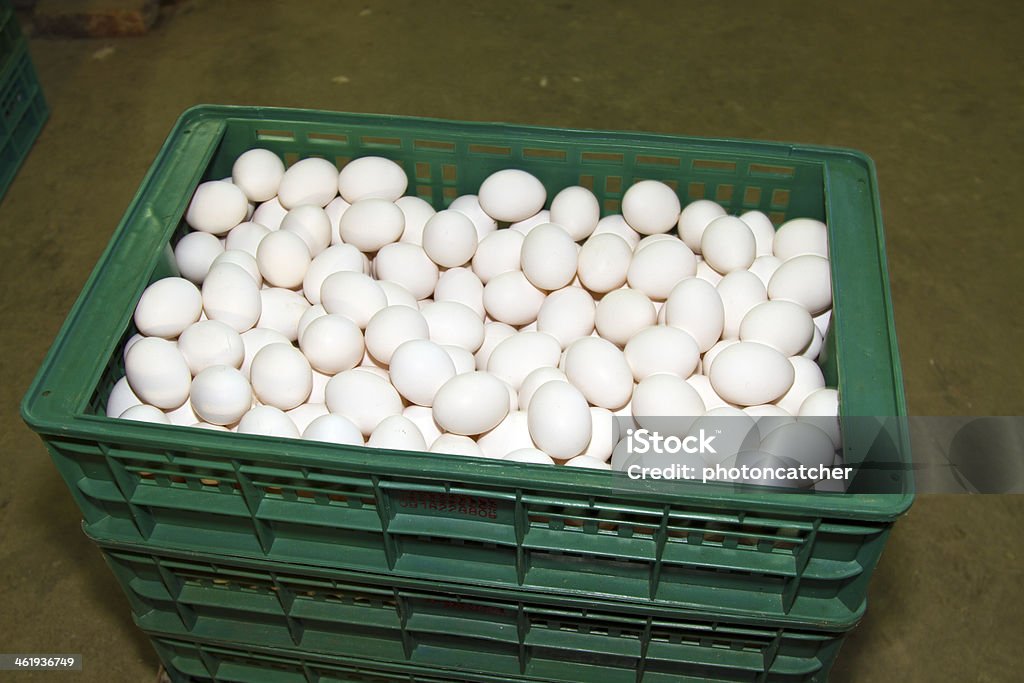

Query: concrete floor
[{"left": 2, "top": 0, "right": 1022, "bottom": 680}]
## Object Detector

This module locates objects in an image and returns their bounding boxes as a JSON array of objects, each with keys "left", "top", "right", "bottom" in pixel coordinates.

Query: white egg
[
  {"left": 695, "top": 259, "right": 724, "bottom": 285},
  {"left": 338, "top": 198, "right": 405, "bottom": 253},
  {"left": 338, "top": 156, "right": 408, "bottom": 202},
  {"left": 663, "top": 277, "right": 724, "bottom": 352},
  {"left": 577, "top": 407, "right": 615, "bottom": 462},
  {"left": 518, "top": 367, "right": 568, "bottom": 411},
  {"left": 303, "top": 413, "right": 364, "bottom": 445},
  {"left": 441, "top": 344, "right": 476, "bottom": 375},
  {"left": 177, "top": 320, "right": 244, "bottom": 375},
  {"left": 303, "top": 244, "right": 367, "bottom": 305},
  {"left": 701, "top": 216, "right": 756, "bottom": 275},
  {"left": 421, "top": 209, "right": 478, "bottom": 268},
  {"left": 564, "top": 455, "right": 612, "bottom": 470},
  {"left": 432, "top": 371, "right": 510, "bottom": 436},
  {"left": 536, "top": 286, "right": 596, "bottom": 349},
  {"left": 190, "top": 365, "right": 252, "bottom": 425},
  {"left": 768, "top": 254, "right": 832, "bottom": 315},
  {"left": 119, "top": 404, "right": 172, "bottom": 425},
  {"left": 420, "top": 301, "right": 484, "bottom": 352},
  {"left": 709, "top": 342, "right": 795, "bottom": 406},
  {"left": 299, "top": 314, "right": 365, "bottom": 374},
  {"left": 402, "top": 405, "right": 442, "bottom": 447},
  {"left": 521, "top": 223, "right": 578, "bottom": 291},
  {"left": 685, "top": 373, "right": 733, "bottom": 411},
  {"left": 201, "top": 263, "right": 263, "bottom": 334},
  {"left": 285, "top": 403, "right": 329, "bottom": 434},
  {"left": 125, "top": 337, "right": 192, "bottom": 410},
  {"left": 106, "top": 376, "right": 143, "bottom": 418},
  {"left": 563, "top": 336, "right": 633, "bottom": 410},
  {"left": 256, "top": 229, "right": 311, "bottom": 289},
  {"left": 257, "top": 288, "right": 311, "bottom": 342},
  {"left": 212, "top": 249, "right": 262, "bottom": 286},
  {"left": 231, "top": 149, "right": 285, "bottom": 202},
  {"left": 325, "top": 369, "right": 403, "bottom": 436},
  {"left": 505, "top": 448, "right": 555, "bottom": 465},
  {"left": 239, "top": 328, "right": 290, "bottom": 378},
  {"left": 472, "top": 229, "right": 524, "bottom": 284},
  {"left": 185, "top": 180, "right": 248, "bottom": 235},
  {"left": 296, "top": 304, "right": 327, "bottom": 343},
  {"left": 739, "top": 210, "right": 776, "bottom": 257},
  {"left": 717, "top": 270, "right": 767, "bottom": 339},
  {"left": 475, "top": 321, "right": 517, "bottom": 370},
  {"left": 278, "top": 157, "right": 339, "bottom": 209},
  {"left": 449, "top": 194, "right": 498, "bottom": 241},
  {"left": 590, "top": 214, "right": 640, "bottom": 248},
  {"left": 774, "top": 356, "right": 826, "bottom": 415},
  {"left": 577, "top": 233, "right": 632, "bottom": 294},
  {"left": 634, "top": 234, "right": 676, "bottom": 252},
  {"left": 396, "top": 195, "right": 436, "bottom": 245},
  {"left": 702, "top": 338, "right": 738, "bottom": 377},
  {"left": 237, "top": 405, "right": 300, "bottom": 438},
  {"left": 325, "top": 196, "right": 351, "bottom": 245},
  {"left": 631, "top": 374, "right": 705, "bottom": 434},
  {"left": 429, "top": 433, "right": 484, "bottom": 458},
  {"left": 434, "top": 267, "right": 485, "bottom": 317},
  {"left": 320, "top": 271, "right": 387, "bottom": 328},
  {"left": 478, "top": 169, "right": 547, "bottom": 222},
  {"left": 376, "top": 280, "right": 418, "bottom": 309},
  {"left": 773, "top": 218, "right": 829, "bottom": 260},
  {"left": 389, "top": 339, "right": 457, "bottom": 406},
  {"left": 250, "top": 343, "right": 312, "bottom": 410},
  {"left": 621, "top": 180, "right": 681, "bottom": 235},
  {"left": 677, "top": 199, "right": 726, "bottom": 253},
  {"left": 739, "top": 300, "right": 814, "bottom": 357},
  {"left": 364, "top": 305, "right": 428, "bottom": 364},
  {"left": 281, "top": 205, "right": 332, "bottom": 257},
  {"left": 549, "top": 185, "right": 600, "bottom": 240},
  {"left": 748, "top": 255, "right": 783, "bottom": 288},
  {"left": 134, "top": 277, "right": 203, "bottom": 338},
  {"left": 368, "top": 415, "right": 427, "bottom": 451},
  {"left": 623, "top": 325, "right": 700, "bottom": 381},
  {"left": 798, "top": 388, "right": 841, "bottom": 449},
  {"left": 595, "top": 288, "right": 656, "bottom": 347},
  {"left": 225, "top": 221, "right": 271, "bottom": 259},
  {"left": 761, "top": 421, "right": 835, "bottom": 472},
  {"left": 507, "top": 209, "right": 550, "bottom": 236},
  {"left": 482, "top": 271, "right": 546, "bottom": 326},
  {"left": 174, "top": 232, "right": 224, "bottom": 285},
  {"left": 528, "top": 380, "right": 592, "bottom": 458},
  {"left": 486, "top": 331, "right": 562, "bottom": 391},
  {"left": 373, "top": 242, "right": 439, "bottom": 300},
  {"left": 801, "top": 325, "right": 824, "bottom": 360},
  {"left": 477, "top": 410, "right": 534, "bottom": 458},
  {"left": 627, "top": 239, "right": 698, "bottom": 301},
  {"left": 251, "top": 197, "right": 288, "bottom": 230}
]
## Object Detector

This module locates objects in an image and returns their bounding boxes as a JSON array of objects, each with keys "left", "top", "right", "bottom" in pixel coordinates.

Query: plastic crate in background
[
  {"left": 98, "top": 538, "right": 846, "bottom": 683},
  {"left": 0, "top": 1, "right": 47, "bottom": 201},
  {"left": 21, "top": 106, "right": 912, "bottom": 630}
]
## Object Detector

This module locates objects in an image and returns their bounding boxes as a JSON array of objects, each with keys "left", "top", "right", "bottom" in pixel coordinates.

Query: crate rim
[{"left": 21, "top": 104, "right": 912, "bottom": 522}]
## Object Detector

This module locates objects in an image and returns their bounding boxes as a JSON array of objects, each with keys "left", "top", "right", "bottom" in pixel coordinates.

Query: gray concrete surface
[{"left": 1, "top": 1, "right": 1022, "bottom": 680}]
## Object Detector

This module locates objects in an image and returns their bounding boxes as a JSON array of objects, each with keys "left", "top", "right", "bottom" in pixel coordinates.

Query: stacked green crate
[
  {"left": 23, "top": 105, "right": 912, "bottom": 681},
  {"left": 0, "top": 1, "right": 47, "bottom": 201}
]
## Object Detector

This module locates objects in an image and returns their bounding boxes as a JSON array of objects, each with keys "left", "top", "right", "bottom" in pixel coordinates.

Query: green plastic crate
[
  {"left": 97, "top": 537, "right": 845, "bottom": 682},
  {"left": 21, "top": 105, "right": 912, "bottom": 629},
  {"left": 150, "top": 625, "right": 841, "bottom": 683},
  {"left": 0, "top": 3, "right": 47, "bottom": 202}
]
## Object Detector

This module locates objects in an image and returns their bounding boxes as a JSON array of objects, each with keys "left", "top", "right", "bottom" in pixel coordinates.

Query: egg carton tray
[
  {"left": 98, "top": 535, "right": 847, "bottom": 683},
  {"left": 21, "top": 105, "right": 911, "bottom": 629},
  {"left": 0, "top": 3, "right": 48, "bottom": 202}
]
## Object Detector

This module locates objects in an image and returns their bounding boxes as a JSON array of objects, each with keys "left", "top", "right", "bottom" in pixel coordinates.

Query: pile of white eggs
[{"left": 106, "top": 148, "right": 840, "bottom": 480}]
